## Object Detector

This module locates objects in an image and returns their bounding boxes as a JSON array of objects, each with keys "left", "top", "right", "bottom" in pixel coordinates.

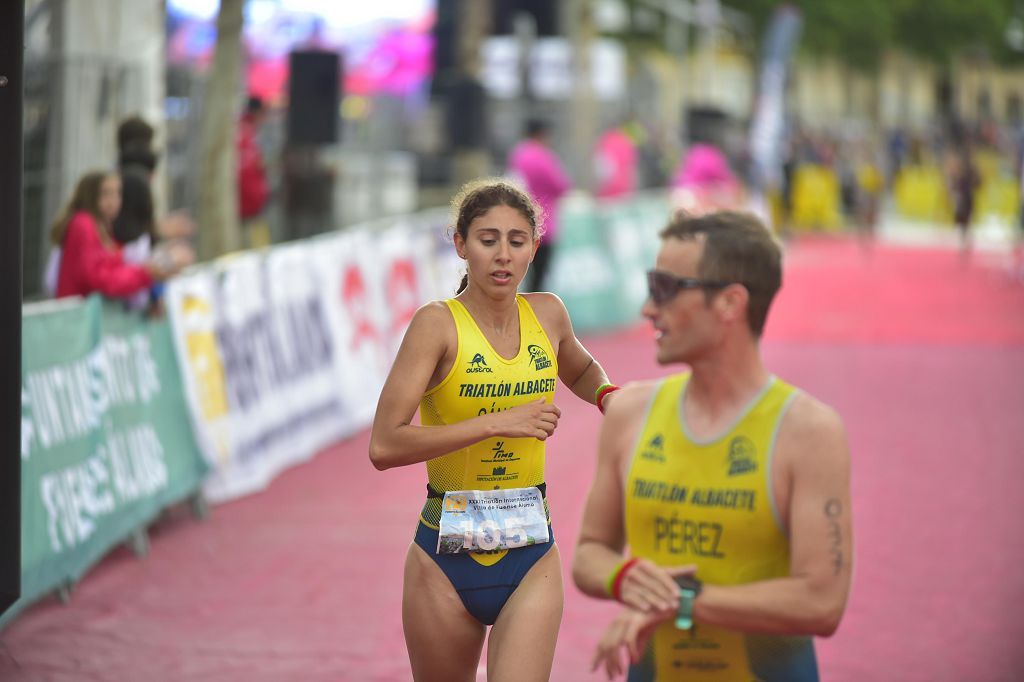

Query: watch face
[{"left": 675, "top": 575, "right": 702, "bottom": 593}]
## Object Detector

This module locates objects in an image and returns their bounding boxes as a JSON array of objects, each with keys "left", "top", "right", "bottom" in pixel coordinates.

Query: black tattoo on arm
[{"left": 824, "top": 499, "right": 843, "bottom": 576}]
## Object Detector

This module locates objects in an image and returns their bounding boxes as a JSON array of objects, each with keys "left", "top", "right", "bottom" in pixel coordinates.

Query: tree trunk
[
  {"left": 567, "top": 0, "right": 597, "bottom": 190},
  {"left": 197, "top": 0, "right": 245, "bottom": 261},
  {"left": 452, "top": 0, "right": 491, "bottom": 188}
]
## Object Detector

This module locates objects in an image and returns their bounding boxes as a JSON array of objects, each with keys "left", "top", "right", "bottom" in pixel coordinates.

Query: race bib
[{"left": 437, "top": 487, "right": 550, "bottom": 554}]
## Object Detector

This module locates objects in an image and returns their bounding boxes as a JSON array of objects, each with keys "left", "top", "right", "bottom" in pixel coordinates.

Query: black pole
[{"left": 0, "top": 0, "right": 25, "bottom": 618}]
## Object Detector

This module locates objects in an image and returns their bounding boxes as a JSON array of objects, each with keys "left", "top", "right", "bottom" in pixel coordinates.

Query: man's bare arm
[
  {"left": 689, "top": 394, "right": 854, "bottom": 636},
  {"left": 571, "top": 385, "right": 637, "bottom": 595},
  {"left": 572, "top": 382, "right": 684, "bottom": 612}
]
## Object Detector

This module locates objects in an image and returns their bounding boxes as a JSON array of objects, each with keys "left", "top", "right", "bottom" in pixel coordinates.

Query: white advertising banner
[
  {"left": 165, "top": 248, "right": 350, "bottom": 502},
  {"left": 313, "top": 230, "right": 393, "bottom": 428},
  {"left": 162, "top": 213, "right": 485, "bottom": 504}
]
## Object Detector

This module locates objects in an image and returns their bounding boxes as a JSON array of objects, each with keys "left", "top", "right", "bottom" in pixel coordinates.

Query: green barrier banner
[
  {"left": 548, "top": 199, "right": 634, "bottom": 332},
  {"left": 549, "top": 195, "right": 669, "bottom": 333},
  {"left": 7, "top": 296, "right": 208, "bottom": 626}
]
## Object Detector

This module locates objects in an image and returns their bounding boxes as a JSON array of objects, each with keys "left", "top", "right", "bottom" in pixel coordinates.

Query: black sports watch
[{"left": 674, "top": 575, "right": 703, "bottom": 630}]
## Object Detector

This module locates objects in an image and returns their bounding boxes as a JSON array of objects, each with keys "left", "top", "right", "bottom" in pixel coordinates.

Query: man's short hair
[
  {"left": 659, "top": 211, "right": 782, "bottom": 337},
  {"left": 117, "top": 116, "right": 155, "bottom": 153}
]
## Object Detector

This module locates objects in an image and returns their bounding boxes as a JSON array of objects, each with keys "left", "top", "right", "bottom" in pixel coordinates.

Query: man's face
[{"left": 641, "top": 237, "right": 722, "bottom": 365}]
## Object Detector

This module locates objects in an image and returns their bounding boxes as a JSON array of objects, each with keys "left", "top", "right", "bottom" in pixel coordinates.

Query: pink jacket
[
  {"left": 508, "top": 139, "right": 571, "bottom": 244},
  {"left": 673, "top": 144, "right": 738, "bottom": 190},
  {"left": 594, "top": 129, "right": 637, "bottom": 199}
]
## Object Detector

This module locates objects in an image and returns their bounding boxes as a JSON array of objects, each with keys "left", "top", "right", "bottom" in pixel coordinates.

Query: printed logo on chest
[
  {"left": 726, "top": 436, "right": 758, "bottom": 476},
  {"left": 467, "top": 352, "right": 493, "bottom": 373},
  {"left": 527, "top": 344, "right": 552, "bottom": 371}
]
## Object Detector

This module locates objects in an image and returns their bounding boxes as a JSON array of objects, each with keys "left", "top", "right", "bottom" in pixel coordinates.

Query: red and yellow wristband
[
  {"left": 596, "top": 382, "right": 620, "bottom": 414},
  {"left": 605, "top": 557, "right": 640, "bottom": 602}
]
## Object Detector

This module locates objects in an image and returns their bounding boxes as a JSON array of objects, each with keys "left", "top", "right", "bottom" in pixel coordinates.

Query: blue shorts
[{"left": 413, "top": 521, "right": 554, "bottom": 626}]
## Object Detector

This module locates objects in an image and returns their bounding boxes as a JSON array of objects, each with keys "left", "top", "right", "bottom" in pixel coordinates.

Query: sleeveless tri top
[
  {"left": 624, "top": 373, "right": 819, "bottom": 681},
  {"left": 419, "top": 296, "right": 558, "bottom": 533}
]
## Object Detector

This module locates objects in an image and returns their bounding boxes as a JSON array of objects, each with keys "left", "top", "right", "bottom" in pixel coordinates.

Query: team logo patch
[
  {"left": 727, "top": 436, "right": 758, "bottom": 476},
  {"left": 467, "top": 352, "right": 493, "bottom": 373},
  {"left": 527, "top": 344, "right": 552, "bottom": 371},
  {"left": 640, "top": 434, "right": 666, "bottom": 463}
]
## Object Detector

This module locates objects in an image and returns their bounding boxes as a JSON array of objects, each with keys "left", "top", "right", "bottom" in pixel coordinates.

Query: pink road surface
[{"left": 2, "top": 237, "right": 1024, "bottom": 681}]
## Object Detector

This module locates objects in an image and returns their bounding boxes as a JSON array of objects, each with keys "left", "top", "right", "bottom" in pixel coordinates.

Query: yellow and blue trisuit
[{"left": 413, "top": 295, "right": 558, "bottom": 625}]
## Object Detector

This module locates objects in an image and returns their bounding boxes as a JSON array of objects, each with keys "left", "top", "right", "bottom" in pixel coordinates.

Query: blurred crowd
[
  {"left": 44, "top": 98, "right": 275, "bottom": 314},
  {"left": 44, "top": 95, "right": 1024, "bottom": 315}
]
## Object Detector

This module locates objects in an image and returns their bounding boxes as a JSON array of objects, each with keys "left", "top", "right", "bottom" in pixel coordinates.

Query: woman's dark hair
[
  {"left": 118, "top": 143, "right": 158, "bottom": 173},
  {"left": 49, "top": 171, "right": 111, "bottom": 245},
  {"left": 450, "top": 178, "right": 543, "bottom": 294},
  {"left": 112, "top": 166, "right": 155, "bottom": 244}
]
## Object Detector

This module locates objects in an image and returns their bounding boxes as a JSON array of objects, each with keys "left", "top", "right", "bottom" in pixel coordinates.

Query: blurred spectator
[
  {"left": 1015, "top": 160, "right": 1024, "bottom": 281},
  {"left": 238, "top": 95, "right": 270, "bottom": 247},
  {"left": 50, "top": 171, "right": 191, "bottom": 302},
  {"left": 854, "top": 145, "right": 884, "bottom": 250},
  {"left": 593, "top": 121, "right": 638, "bottom": 200},
  {"left": 670, "top": 143, "right": 743, "bottom": 215},
  {"left": 949, "top": 144, "right": 982, "bottom": 261},
  {"left": 779, "top": 140, "right": 797, "bottom": 232},
  {"left": 506, "top": 118, "right": 571, "bottom": 292},
  {"left": 115, "top": 116, "right": 196, "bottom": 312},
  {"left": 887, "top": 128, "right": 907, "bottom": 185}
]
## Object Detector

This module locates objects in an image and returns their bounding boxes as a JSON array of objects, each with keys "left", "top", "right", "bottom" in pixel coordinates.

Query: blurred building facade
[{"left": 21, "top": 1, "right": 1024, "bottom": 297}]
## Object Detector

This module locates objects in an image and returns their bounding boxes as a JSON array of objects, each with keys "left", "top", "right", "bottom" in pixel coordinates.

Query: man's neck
[{"left": 683, "top": 342, "right": 769, "bottom": 435}]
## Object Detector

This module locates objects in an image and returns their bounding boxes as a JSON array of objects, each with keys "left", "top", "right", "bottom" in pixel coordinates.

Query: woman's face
[
  {"left": 98, "top": 175, "right": 122, "bottom": 223},
  {"left": 456, "top": 204, "right": 538, "bottom": 295}
]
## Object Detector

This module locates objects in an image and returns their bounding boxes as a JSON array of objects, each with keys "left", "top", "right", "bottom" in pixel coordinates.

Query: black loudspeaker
[
  {"left": 287, "top": 51, "right": 341, "bottom": 145},
  {"left": 685, "top": 106, "right": 728, "bottom": 145},
  {"left": 431, "top": 0, "right": 459, "bottom": 96},
  {"left": 446, "top": 78, "right": 488, "bottom": 149},
  {"left": 493, "top": 0, "right": 560, "bottom": 36}
]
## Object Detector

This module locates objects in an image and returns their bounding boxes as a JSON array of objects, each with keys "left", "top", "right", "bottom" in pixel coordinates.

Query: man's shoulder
[
  {"left": 785, "top": 390, "right": 844, "bottom": 434},
  {"left": 777, "top": 389, "right": 848, "bottom": 462}
]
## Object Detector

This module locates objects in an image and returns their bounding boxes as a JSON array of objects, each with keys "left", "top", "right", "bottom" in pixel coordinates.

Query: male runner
[{"left": 572, "top": 210, "right": 853, "bottom": 680}]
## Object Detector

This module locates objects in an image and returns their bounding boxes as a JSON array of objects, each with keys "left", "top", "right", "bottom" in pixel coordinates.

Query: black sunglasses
[{"left": 646, "top": 270, "right": 736, "bottom": 305}]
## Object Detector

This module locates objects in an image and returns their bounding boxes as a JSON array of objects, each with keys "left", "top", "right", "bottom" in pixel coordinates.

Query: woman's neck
[{"left": 458, "top": 287, "right": 519, "bottom": 335}]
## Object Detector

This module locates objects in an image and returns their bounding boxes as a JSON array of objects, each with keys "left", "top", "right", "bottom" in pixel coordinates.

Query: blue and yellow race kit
[
  {"left": 625, "top": 373, "right": 819, "bottom": 681},
  {"left": 414, "top": 295, "right": 557, "bottom": 625}
]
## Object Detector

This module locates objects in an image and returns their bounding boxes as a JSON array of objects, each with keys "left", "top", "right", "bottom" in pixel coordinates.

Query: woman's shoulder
[
  {"left": 409, "top": 300, "right": 456, "bottom": 329},
  {"left": 67, "top": 210, "right": 96, "bottom": 230},
  {"left": 521, "top": 291, "right": 566, "bottom": 316},
  {"left": 64, "top": 211, "right": 101, "bottom": 242},
  {"left": 402, "top": 301, "right": 458, "bottom": 356},
  {"left": 522, "top": 291, "right": 570, "bottom": 331}
]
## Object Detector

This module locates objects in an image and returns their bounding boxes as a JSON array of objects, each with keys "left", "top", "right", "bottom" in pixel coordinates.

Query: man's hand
[
  {"left": 591, "top": 605, "right": 674, "bottom": 679},
  {"left": 617, "top": 559, "right": 695, "bottom": 612}
]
